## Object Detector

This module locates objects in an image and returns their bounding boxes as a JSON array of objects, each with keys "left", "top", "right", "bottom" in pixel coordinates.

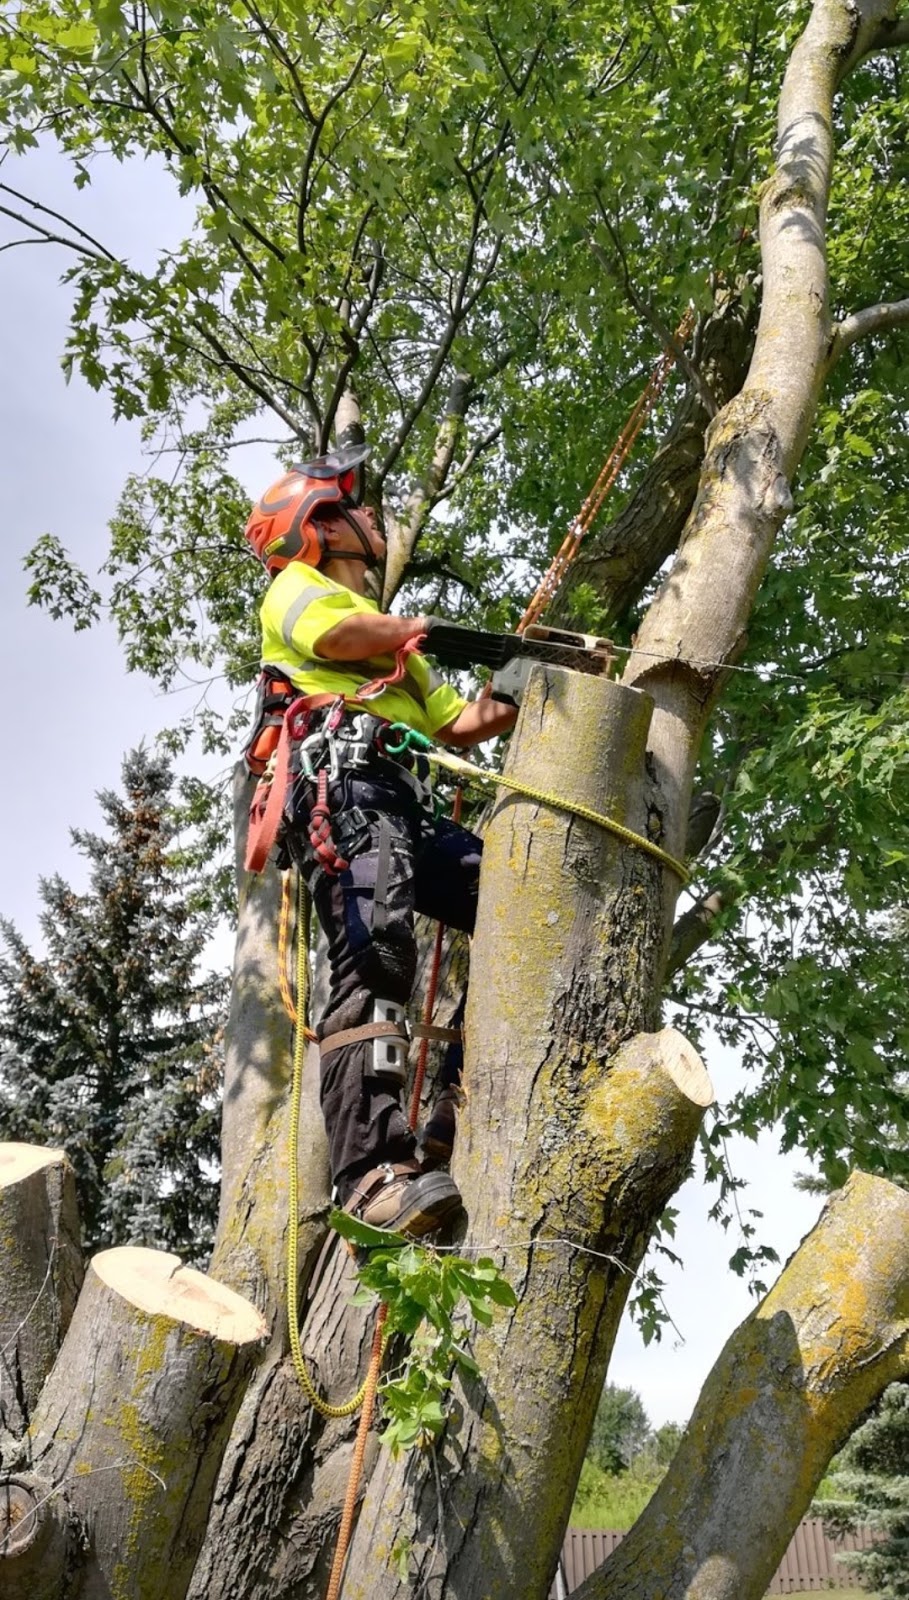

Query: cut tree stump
[
  {"left": 0, "top": 1142, "right": 83, "bottom": 1436},
  {"left": 17, "top": 1245, "right": 266, "bottom": 1600}
]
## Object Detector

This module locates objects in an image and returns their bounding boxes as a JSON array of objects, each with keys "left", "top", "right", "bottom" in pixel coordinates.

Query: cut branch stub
[
  {"left": 0, "top": 1472, "right": 70, "bottom": 1600},
  {"left": 578, "top": 1170, "right": 909, "bottom": 1600},
  {"left": 26, "top": 1246, "right": 266, "bottom": 1600},
  {"left": 0, "top": 1142, "right": 83, "bottom": 1437}
]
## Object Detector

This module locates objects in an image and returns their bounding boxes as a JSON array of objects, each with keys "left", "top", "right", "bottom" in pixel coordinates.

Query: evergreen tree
[
  {"left": 0, "top": 749, "right": 227, "bottom": 1259},
  {"left": 819, "top": 1383, "right": 909, "bottom": 1598}
]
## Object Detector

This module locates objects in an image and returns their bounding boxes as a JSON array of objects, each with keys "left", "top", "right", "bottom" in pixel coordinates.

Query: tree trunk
[
  {"left": 0, "top": 1143, "right": 83, "bottom": 1437},
  {"left": 576, "top": 1171, "right": 909, "bottom": 1600},
  {"left": 22, "top": 1244, "right": 265, "bottom": 1600},
  {"left": 333, "top": 665, "right": 712, "bottom": 1599},
  {"left": 187, "top": 769, "right": 372, "bottom": 1600}
]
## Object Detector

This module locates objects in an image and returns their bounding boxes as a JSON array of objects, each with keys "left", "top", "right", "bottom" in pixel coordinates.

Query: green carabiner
[{"left": 383, "top": 723, "right": 433, "bottom": 757}]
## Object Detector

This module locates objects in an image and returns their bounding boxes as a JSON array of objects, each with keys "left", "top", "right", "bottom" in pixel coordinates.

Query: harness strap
[
  {"left": 412, "top": 1022, "right": 463, "bottom": 1045},
  {"left": 319, "top": 1020, "right": 410, "bottom": 1057},
  {"left": 355, "top": 634, "right": 427, "bottom": 702},
  {"left": 244, "top": 691, "right": 342, "bottom": 874},
  {"left": 372, "top": 815, "right": 392, "bottom": 933}
]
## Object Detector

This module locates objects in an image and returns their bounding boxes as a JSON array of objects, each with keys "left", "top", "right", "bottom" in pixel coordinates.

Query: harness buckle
[{"left": 370, "top": 999, "right": 410, "bottom": 1082}]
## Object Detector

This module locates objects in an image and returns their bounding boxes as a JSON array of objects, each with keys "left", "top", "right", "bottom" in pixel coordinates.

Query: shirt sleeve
[
  {"left": 273, "top": 571, "right": 366, "bottom": 660},
  {"left": 425, "top": 680, "right": 469, "bottom": 736}
]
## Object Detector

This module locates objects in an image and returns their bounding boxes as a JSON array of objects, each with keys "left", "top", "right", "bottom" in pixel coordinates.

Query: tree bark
[
  {"left": 576, "top": 1171, "right": 909, "bottom": 1600},
  {"left": 211, "top": 767, "right": 330, "bottom": 1318},
  {"left": 0, "top": 1143, "right": 83, "bottom": 1438},
  {"left": 21, "top": 1245, "right": 265, "bottom": 1600}
]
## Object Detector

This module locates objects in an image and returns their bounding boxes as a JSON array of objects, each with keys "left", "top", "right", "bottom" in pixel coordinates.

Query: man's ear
[{"left": 315, "top": 513, "right": 344, "bottom": 549}]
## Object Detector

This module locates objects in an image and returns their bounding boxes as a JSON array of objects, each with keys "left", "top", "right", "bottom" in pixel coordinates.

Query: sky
[{"left": 0, "top": 140, "right": 824, "bottom": 1428}]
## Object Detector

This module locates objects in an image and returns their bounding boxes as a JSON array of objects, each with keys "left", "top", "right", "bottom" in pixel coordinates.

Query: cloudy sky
[{"left": 0, "top": 140, "right": 822, "bottom": 1427}]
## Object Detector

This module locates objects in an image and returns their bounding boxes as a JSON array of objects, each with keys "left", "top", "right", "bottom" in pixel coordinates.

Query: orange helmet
[{"left": 245, "top": 443, "right": 371, "bottom": 574}]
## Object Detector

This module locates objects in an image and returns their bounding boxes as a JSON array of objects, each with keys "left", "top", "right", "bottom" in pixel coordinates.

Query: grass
[{"left": 568, "top": 1459, "right": 658, "bottom": 1531}]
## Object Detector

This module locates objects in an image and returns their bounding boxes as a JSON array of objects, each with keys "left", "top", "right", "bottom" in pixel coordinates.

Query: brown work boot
[
  {"left": 421, "top": 1086, "right": 465, "bottom": 1166},
  {"left": 344, "top": 1160, "right": 462, "bottom": 1237}
]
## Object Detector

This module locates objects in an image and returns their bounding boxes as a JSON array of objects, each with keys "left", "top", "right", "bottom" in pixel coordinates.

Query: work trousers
[{"left": 291, "top": 763, "right": 481, "bottom": 1200}]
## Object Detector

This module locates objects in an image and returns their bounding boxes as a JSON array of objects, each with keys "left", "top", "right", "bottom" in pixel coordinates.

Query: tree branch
[
  {"left": 0, "top": 182, "right": 117, "bottom": 261},
  {"left": 869, "top": 14, "right": 909, "bottom": 48},
  {"left": 579, "top": 1172, "right": 909, "bottom": 1600},
  {"left": 297, "top": 47, "right": 368, "bottom": 254},
  {"left": 382, "top": 371, "right": 476, "bottom": 603},
  {"left": 827, "top": 296, "right": 909, "bottom": 366},
  {"left": 589, "top": 209, "right": 718, "bottom": 416}
]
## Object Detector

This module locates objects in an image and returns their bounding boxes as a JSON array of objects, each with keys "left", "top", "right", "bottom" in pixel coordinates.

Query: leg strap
[
  {"left": 320, "top": 1017, "right": 410, "bottom": 1084},
  {"left": 320, "top": 1021, "right": 409, "bottom": 1056},
  {"left": 412, "top": 1023, "right": 464, "bottom": 1045}
]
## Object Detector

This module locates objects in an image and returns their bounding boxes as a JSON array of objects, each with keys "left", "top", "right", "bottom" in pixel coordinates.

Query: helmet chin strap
[{"left": 320, "top": 504, "right": 380, "bottom": 570}]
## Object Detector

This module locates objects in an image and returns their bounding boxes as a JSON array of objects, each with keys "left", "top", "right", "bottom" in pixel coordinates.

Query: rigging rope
[{"left": 518, "top": 307, "right": 695, "bottom": 632}]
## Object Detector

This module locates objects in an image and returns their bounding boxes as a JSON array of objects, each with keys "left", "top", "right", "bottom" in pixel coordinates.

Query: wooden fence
[{"left": 552, "top": 1518, "right": 878, "bottom": 1596}]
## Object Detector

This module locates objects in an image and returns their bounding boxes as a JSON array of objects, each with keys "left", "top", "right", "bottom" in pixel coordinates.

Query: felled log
[
  {"left": 0, "top": 1142, "right": 83, "bottom": 1436},
  {"left": 17, "top": 1245, "right": 266, "bottom": 1600}
]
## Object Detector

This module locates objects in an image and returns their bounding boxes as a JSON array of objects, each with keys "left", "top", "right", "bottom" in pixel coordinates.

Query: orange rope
[
  {"left": 278, "top": 870, "right": 297, "bottom": 1023},
  {"left": 517, "top": 308, "right": 696, "bottom": 633},
  {"left": 324, "top": 1301, "right": 389, "bottom": 1600}
]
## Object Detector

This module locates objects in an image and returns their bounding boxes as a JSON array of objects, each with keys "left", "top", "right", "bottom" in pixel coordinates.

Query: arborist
[{"left": 244, "top": 444, "right": 518, "bottom": 1238}]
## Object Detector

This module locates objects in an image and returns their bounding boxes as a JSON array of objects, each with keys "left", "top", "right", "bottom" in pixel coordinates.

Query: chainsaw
[{"left": 420, "top": 621, "right": 615, "bottom": 704}]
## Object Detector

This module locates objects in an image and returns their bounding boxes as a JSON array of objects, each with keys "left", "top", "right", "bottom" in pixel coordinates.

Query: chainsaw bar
[{"left": 421, "top": 621, "right": 614, "bottom": 676}]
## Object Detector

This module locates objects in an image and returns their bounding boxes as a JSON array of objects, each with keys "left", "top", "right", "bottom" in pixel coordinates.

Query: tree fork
[
  {"left": 577, "top": 1171, "right": 909, "bottom": 1600},
  {"left": 339, "top": 666, "right": 713, "bottom": 1599},
  {"left": 0, "top": 1143, "right": 83, "bottom": 1438},
  {"left": 22, "top": 1245, "right": 266, "bottom": 1600}
]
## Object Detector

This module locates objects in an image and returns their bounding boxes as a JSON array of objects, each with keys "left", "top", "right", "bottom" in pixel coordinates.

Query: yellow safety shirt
[{"left": 259, "top": 563, "right": 468, "bottom": 739}]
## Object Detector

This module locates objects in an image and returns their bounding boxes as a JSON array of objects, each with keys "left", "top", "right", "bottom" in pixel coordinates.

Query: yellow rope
[
  {"left": 286, "top": 869, "right": 377, "bottom": 1419},
  {"left": 424, "top": 749, "right": 690, "bottom": 885}
]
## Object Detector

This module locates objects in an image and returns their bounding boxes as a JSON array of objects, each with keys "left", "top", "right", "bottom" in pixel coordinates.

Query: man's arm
[
  {"left": 436, "top": 698, "right": 518, "bottom": 748},
  {"left": 314, "top": 613, "right": 429, "bottom": 660}
]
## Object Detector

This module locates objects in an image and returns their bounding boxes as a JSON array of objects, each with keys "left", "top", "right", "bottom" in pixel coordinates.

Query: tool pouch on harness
[{"left": 242, "top": 669, "right": 296, "bottom": 777}]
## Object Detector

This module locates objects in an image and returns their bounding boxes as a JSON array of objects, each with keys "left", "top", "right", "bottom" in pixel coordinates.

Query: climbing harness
[{"left": 245, "top": 638, "right": 434, "bottom": 875}]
